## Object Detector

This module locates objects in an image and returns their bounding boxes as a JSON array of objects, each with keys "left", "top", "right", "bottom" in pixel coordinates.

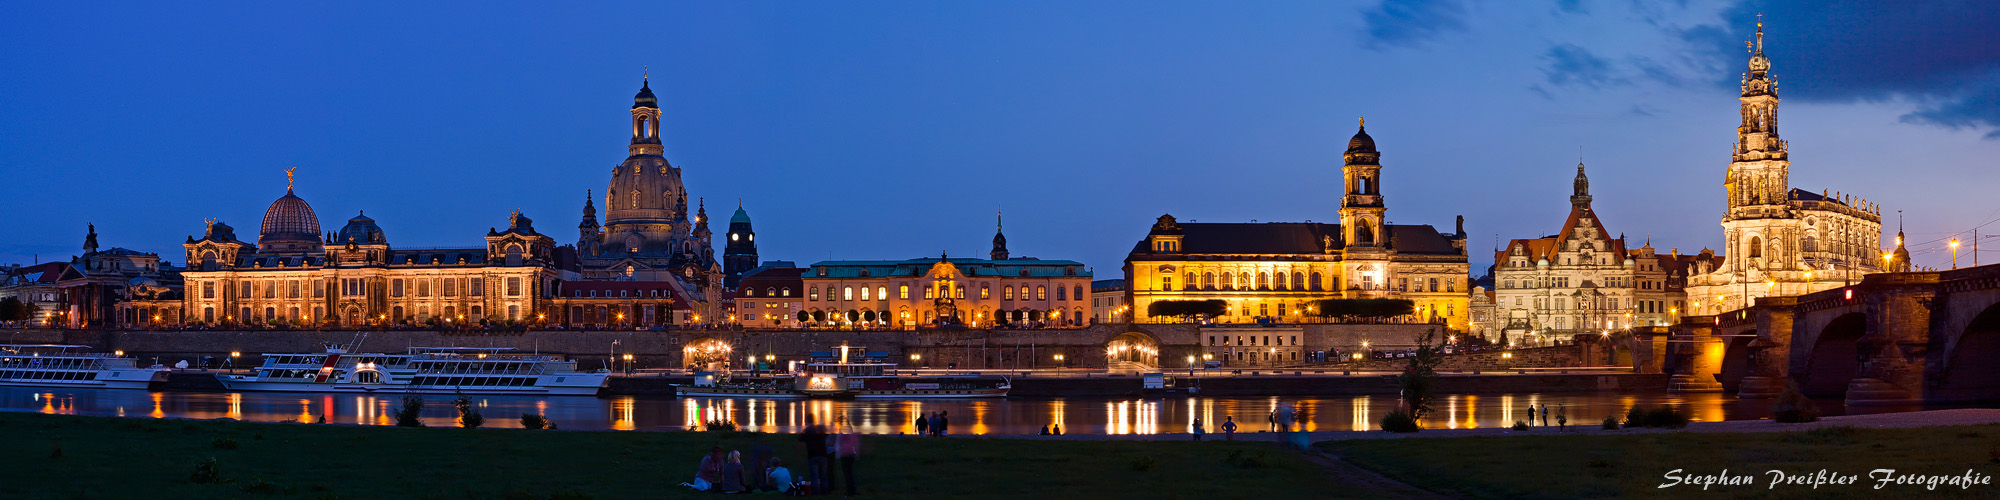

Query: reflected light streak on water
[{"left": 0, "top": 387, "right": 1975, "bottom": 434}]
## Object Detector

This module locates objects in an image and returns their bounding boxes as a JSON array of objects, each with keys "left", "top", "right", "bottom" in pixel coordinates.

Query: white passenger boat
[
  {"left": 215, "top": 344, "right": 609, "bottom": 396},
  {"left": 0, "top": 344, "right": 169, "bottom": 389}
]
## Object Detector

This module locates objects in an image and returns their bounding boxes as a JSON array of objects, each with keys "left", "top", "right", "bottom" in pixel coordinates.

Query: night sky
[{"left": 5, "top": 1, "right": 1998, "bottom": 275}]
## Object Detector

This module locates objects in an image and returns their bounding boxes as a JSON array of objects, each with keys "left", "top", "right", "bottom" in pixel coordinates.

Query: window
[
  {"left": 1446, "top": 279, "right": 1456, "bottom": 293},
  {"left": 810, "top": 287, "right": 820, "bottom": 301},
  {"left": 418, "top": 279, "right": 430, "bottom": 297},
  {"left": 843, "top": 286, "right": 854, "bottom": 301},
  {"left": 264, "top": 281, "right": 276, "bottom": 298},
  {"left": 444, "top": 279, "right": 457, "bottom": 297},
  {"left": 1056, "top": 286, "right": 1066, "bottom": 301},
  {"left": 1202, "top": 272, "right": 1215, "bottom": 289},
  {"left": 1036, "top": 286, "right": 1047, "bottom": 300},
  {"left": 1003, "top": 286, "right": 1013, "bottom": 300},
  {"left": 877, "top": 286, "right": 887, "bottom": 301},
  {"left": 923, "top": 285, "right": 932, "bottom": 299},
  {"left": 783, "top": 287, "right": 792, "bottom": 297},
  {"left": 900, "top": 285, "right": 910, "bottom": 299},
  {"left": 1161, "top": 275, "right": 1172, "bottom": 291},
  {"left": 1074, "top": 286, "right": 1084, "bottom": 301},
  {"left": 470, "top": 278, "right": 482, "bottom": 295},
  {"left": 393, "top": 279, "right": 405, "bottom": 297},
  {"left": 955, "top": 285, "right": 965, "bottom": 299},
  {"left": 1310, "top": 272, "right": 1322, "bottom": 290},
  {"left": 1429, "top": 278, "right": 1439, "bottom": 292},
  {"left": 860, "top": 286, "right": 871, "bottom": 301},
  {"left": 1184, "top": 272, "right": 1196, "bottom": 290},
  {"left": 203, "top": 282, "right": 215, "bottom": 299},
  {"left": 506, "top": 277, "right": 521, "bottom": 296},
  {"left": 981, "top": 285, "right": 990, "bottom": 299}
]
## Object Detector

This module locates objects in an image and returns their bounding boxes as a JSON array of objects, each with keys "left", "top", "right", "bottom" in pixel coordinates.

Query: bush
[
  {"left": 520, "top": 413, "right": 549, "bottom": 430},
  {"left": 1772, "top": 379, "right": 1820, "bottom": 423},
  {"left": 1625, "top": 405, "right": 1690, "bottom": 429},
  {"left": 1129, "top": 455, "right": 1158, "bottom": 472},
  {"left": 393, "top": 395, "right": 425, "bottom": 427},
  {"left": 212, "top": 437, "right": 239, "bottom": 450},
  {"left": 454, "top": 394, "right": 483, "bottom": 429},
  {"left": 1601, "top": 415, "right": 1620, "bottom": 430},
  {"left": 703, "top": 419, "right": 737, "bottom": 432},
  {"left": 1380, "top": 408, "right": 1420, "bottom": 433},
  {"left": 191, "top": 458, "right": 227, "bottom": 484},
  {"left": 1511, "top": 421, "right": 1529, "bottom": 431}
]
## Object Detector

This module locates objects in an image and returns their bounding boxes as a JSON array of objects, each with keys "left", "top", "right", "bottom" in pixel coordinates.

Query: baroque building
[
  {"left": 1124, "top": 121, "right": 1471, "bottom": 328},
  {"left": 573, "top": 77, "right": 722, "bottom": 322},
  {"left": 1683, "top": 21, "right": 1886, "bottom": 315},
  {"left": 179, "top": 175, "right": 564, "bottom": 327},
  {"left": 796, "top": 227, "right": 1093, "bottom": 329},
  {"left": 722, "top": 203, "right": 758, "bottom": 290},
  {"left": 1489, "top": 162, "right": 1684, "bottom": 344}
]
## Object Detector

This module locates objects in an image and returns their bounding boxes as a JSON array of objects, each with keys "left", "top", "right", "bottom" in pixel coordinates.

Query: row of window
[
  {"left": 804, "top": 284, "right": 1085, "bottom": 303},
  {"left": 570, "top": 289, "right": 669, "bottom": 298},
  {"left": 203, "top": 277, "right": 508, "bottom": 300},
  {"left": 1209, "top": 334, "right": 1300, "bottom": 347}
]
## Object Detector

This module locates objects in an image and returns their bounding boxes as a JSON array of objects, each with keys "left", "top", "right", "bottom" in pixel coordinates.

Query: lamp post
[
  {"left": 1187, "top": 355, "right": 1196, "bottom": 377},
  {"left": 622, "top": 353, "right": 634, "bottom": 374},
  {"left": 1951, "top": 238, "right": 1961, "bottom": 269},
  {"left": 229, "top": 351, "right": 240, "bottom": 369},
  {"left": 1053, "top": 353, "right": 1065, "bottom": 377}
]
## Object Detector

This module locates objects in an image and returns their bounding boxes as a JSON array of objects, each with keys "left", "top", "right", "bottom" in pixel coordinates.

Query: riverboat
[
  {"left": 674, "top": 361, "right": 1010, "bottom": 399},
  {"left": 215, "top": 344, "right": 609, "bottom": 396},
  {"left": 0, "top": 344, "right": 169, "bottom": 389}
]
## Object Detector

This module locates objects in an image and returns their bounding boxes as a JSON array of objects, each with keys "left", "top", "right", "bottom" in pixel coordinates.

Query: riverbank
[{"left": 0, "top": 411, "right": 1327, "bottom": 499}]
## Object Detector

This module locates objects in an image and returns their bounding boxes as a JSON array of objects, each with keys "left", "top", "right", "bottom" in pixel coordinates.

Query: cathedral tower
[
  {"left": 1570, "top": 161, "right": 1592, "bottom": 209},
  {"left": 1340, "top": 117, "right": 1385, "bottom": 249},
  {"left": 603, "top": 76, "right": 689, "bottom": 235},
  {"left": 990, "top": 212, "right": 1010, "bottom": 261},
  {"left": 723, "top": 202, "right": 758, "bottom": 289}
]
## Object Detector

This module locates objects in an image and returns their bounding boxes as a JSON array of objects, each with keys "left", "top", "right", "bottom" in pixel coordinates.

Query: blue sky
[{"left": 4, "top": 1, "right": 1998, "bottom": 274}]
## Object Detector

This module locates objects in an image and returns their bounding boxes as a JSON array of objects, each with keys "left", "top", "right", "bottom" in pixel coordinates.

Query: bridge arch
[
  {"left": 1717, "top": 334, "right": 1756, "bottom": 392},
  {"left": 1937, "top": 303, "right": 2000, "bottom": 401},
  {"left": 1106, "top": 330, "right": 1161, "bottom": 369},
  {"left": 1800, "top": 312, "right": 1865, "bottom": 397}
]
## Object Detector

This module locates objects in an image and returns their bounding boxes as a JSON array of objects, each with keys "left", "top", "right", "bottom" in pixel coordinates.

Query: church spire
[
  {"left": 991, "top": 211, "right": 1009, "bottom": 261},
  {"left": 83, "top": 223, "right": 99, "bottom": 254},
  {"left": 1570, "top": 155, "right": 1592, "bottom": 209}
]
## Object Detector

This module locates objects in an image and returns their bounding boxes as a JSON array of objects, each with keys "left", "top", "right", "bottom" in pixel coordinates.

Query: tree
[
  {"left": 1395, "top": 328, "right": 1448, "bottom": 429},
  {"left": 1146, "top": 300, "right": 1226, "bottom": 320},
  {"left": 1311, "top": 299, "right": 1415, "bottom": 318},
  {"left": 0, "top": 297, "right": 23, "bottom": 322}
]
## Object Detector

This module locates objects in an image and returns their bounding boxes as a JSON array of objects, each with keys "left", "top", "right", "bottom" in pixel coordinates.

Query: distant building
[
  {"left": 2, "top": 262, "right": 78, "bottom": 326},
  {"left": 722, "top": 204, "right": 759, "bottom": 290},
  {"left": 1490, "top": 162, "right": 1684, "bottom": 344},
  {"left": 1091, "top": 279, "right": 1128, "bottom": 324},
  {"left": 1123, "top": 121, "right": 1471, "bottom": 328},
  {"left": 796, "top": 225, "right": 1092, "bottom": 329},
  {"left": 1683, "top": 21, "right": 1888, "bottom": 315},
  {"left": 180, "top": 177, "right": 566, "bottom": 327},
  {"left": 737, "top": 262, "right": 804, "bottom": 328}
]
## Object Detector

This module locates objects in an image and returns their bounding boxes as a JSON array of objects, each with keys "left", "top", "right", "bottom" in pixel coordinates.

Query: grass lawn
[
  {"left": 0, "top": 411, "right": 1328, "bottom": 499},
  {"left": 1323, "top": 424, "right": 2000, "bottom": 499}
]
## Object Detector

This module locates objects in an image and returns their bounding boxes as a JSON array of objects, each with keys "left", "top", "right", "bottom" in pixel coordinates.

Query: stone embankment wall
[{"left": 1331, "top": 344, "right": 1610, "bottom": 372}]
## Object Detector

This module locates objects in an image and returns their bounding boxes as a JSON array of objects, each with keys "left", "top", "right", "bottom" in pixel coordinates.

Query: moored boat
[
  {"left": 674, "top": 351, "right": 1009, "bottom": 399},
  {"left": 215, "top": 344, "right": 609, "bottom": 396},
  {"left": 0, "top": 344, "right": 169, "bottom": 390}
]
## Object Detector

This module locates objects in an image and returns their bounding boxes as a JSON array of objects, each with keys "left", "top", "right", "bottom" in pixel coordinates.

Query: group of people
[
  {"left": 1524, "top": 403, "right": 1568, "bottom": 430},
  {"left": 912, "top": 411, "right": 949, "bottom": 436},
  {"left": 680, "top": 416, "right": 862, "bottom": 496},
  {"left": 1036, "top": 423, "right": 1063, "bottom": 435}
]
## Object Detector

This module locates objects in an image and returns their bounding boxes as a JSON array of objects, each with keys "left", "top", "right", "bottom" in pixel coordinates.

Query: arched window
[
  {"left": 1275, "top": 272, "right": 1288, "bottom": 290},
  {"left": 1238, "top": 273, "right": 1250, "bottom": 289},
  {"left": 1004, "top": 286, "right": 1014, "bottom": 300},
  {"left": 1748, "top": 236, "right": 1763, "bottom": 258},
  {"left": 1257, "top": 272, "right": 1269, "bottom": 289},
  {"left": 1202, "top": 272, "right": 1215, "bottom": 290},
  {"left": 1310, "top": 272, "right": 1323, "bottom": 290},
  {"left": 1293, "top": 272, "right": 1305, "bottom": 291},
  {"left": 1036, "top": 286, "right": 1047, "bottom": 300}
]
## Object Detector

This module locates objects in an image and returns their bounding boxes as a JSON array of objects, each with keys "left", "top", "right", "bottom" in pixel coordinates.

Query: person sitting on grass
[
  {"left": 717, "top": 450, "right": 747, "bottom": 493},
  {"left": 679, "top": 445, "right": 725, "bottom": 491},
  {"left": 1039, "top": 425, "right": 1050, "bottom": 435},
  {"left": 764, "top": 457, "right": 795, "bottom": 495},
  {"left": 1052, "top": 423, "right": 1061, "bottom": 435}
]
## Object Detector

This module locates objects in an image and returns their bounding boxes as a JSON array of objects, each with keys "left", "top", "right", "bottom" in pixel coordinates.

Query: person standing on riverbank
[
  {"left": 1192, "top": 417, "right": 1205, "bottom": 441},
  {"left": 937, "top": 411, "right": 950, "bottom": 436},
  {"left": 1557, "top": 405, "right": 1568, "bottom": 432},
  {"left": 1221, "top": 416, "right": 1237, "bottom": 440},
  {"left": 1540, "top": 404, "right": 1549, "bottom": 427},
  {"left": 836, "top": 424, "right": 861, "bottom": 496},
  {"left": 800, "top": 417, "right": 829, "bottom": 494},
  {"left": 915, "top": 413, "right": 928, "bottom": 436}
]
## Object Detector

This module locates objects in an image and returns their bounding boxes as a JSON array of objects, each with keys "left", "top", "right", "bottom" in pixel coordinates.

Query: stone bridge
[{"left": 1661, "top": 263, "right": 2000, "bottom": 404}]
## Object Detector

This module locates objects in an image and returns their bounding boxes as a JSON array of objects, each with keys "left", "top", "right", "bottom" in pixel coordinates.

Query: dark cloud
[
  {"left": 1541, "top": 43, "right": 1626, "bottom": 89},
  {"left": 1687, "top": 1, "right": 2000, "bottom": 136},
  {"left": 1360, "top": 0, "right": 1469, "bottom": 48}
]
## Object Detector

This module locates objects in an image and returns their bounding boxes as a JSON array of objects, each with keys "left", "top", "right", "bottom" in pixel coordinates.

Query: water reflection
[{"left": 0, "top": 386, "right": 1982, "bottom": 434}]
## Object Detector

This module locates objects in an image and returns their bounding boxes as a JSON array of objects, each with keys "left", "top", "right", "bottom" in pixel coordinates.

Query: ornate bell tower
[{"left": 1340, "top": 117, "right": 1385, "bottom": 249}]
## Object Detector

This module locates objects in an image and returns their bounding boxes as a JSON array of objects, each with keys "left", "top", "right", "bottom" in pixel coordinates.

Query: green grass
[
  {"left": 1323, "top": 424, "right": 2000, "bottom": 499},
  {"left": 0, "top": 411, "right": 1326, "bottom": 499}
]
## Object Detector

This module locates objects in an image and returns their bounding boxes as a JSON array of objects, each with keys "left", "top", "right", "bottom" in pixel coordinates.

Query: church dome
[
  {"left": 1346, "top": 126, "right": 1376, "bottom": 153},
  {"left": 730, "top": 206, "right": 751, "bottom": 225},
  {"left": 260, "top": 189, "right": 322, "bottom": 243},
  {"left": 336, "top": 212, "right": 386, "bottom": 244},
  {"left": 633, "top": 78, "right": 658, "bottom": 109}
]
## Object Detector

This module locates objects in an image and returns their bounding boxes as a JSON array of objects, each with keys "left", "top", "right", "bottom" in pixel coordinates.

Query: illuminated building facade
[
  {"left": 574, "top": 77, "right": 722, "bottom": 322},
  {"left": 1123, "top": 122, "right": 1471, "bottom": 329},
  {"left": 1490, "top": 162, "right": 1686, "bottom": 344},
  {"left": 179, "top": 178, "right": 564, "bottom": 327},
  {"left": 1683, "top": 22, "right": 1887, "bottom": 315}
]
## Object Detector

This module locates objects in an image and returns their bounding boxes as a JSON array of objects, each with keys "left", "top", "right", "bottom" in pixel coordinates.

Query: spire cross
[{"left": 643, "top": 65, "right": 649, "bottom": 81}]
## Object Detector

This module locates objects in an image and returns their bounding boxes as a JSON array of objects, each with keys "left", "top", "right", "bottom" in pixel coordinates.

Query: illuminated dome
[
  {"left": 1346, "top": 125, "right": 1376, "bottom": 153},
  {"left": 258, "top": 188, "right": 322, "bottom": 250},
  {"left": 336, "top": 211, "right": 385, "bottom": 245}
]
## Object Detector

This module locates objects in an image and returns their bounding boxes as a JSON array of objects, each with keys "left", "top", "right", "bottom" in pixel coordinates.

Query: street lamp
[
  {"left": 622, "top": 353, "right": 634, "bottom": 374},
  {"left": 1951, "top": 238, "right": 1961, "bottom": 269},
  {"left": 1054, "top": 353, "right": 1065, "bottom": 376},
  {"left": 229, "top": 351, "right": 240, "bottom": 369},
  {"left": 1187, "top": 355, "right": 1196, "bottom": 377}
]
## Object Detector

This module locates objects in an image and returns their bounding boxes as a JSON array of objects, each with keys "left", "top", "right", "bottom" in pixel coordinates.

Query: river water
[{"left": 5, "top": 386, "right": 1975, "bottom": 434}]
